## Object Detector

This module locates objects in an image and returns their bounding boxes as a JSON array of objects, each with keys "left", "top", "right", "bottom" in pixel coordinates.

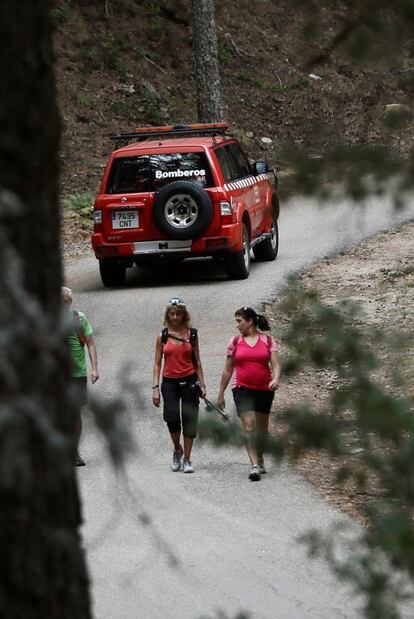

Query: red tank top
[{"left": 162, "top": 333, "right": 195, "bottom": 378}]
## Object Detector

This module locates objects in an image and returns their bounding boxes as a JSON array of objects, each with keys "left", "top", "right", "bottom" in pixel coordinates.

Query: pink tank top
[{"left": 227, "top": 334, "right": 277, "bottom": 390}]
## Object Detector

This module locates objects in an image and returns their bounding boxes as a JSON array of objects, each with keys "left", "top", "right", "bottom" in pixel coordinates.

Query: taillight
[
  {"left": 220, "top": 201, "right": 232, "bottom": 216},
  {"left": 220, "top": 200, "right": 236, "bottom": 224},
  {"left": 93, "top": 210, "right": 102, "bottom": 225}
]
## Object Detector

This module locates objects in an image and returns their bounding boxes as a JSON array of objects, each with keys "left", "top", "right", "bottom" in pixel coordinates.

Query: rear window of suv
[{"left": 106, "top": 152, "right": 213, "bottom": 194}]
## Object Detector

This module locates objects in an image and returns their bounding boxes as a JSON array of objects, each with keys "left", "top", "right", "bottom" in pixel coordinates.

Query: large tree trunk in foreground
[
  {"left": 192, "top": 0, "right": 223, "bottom": 122},
  {"left": 0, "top": 2, "right": 91, "bottom": 618}
]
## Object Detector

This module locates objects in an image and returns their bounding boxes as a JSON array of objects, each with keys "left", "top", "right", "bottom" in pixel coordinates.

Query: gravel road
[{"left": 66, "top": 194, "right": 414, "bottom": 619}]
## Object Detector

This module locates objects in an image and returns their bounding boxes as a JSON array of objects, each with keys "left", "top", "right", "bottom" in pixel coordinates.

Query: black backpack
[{"left": 161, "top": 327, "right": 198, "bottom": 367}]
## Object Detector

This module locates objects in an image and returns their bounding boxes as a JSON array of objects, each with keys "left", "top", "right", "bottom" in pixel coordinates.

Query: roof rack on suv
[{"left": 110, "top": 122, "right": 229, "bottom": 149}]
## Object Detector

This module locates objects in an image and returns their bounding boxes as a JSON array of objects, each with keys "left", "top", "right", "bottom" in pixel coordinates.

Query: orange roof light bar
[
  {"left": 110, "top": 123, "right": 230, "bottom": 148},
  {"left": 132, "top": 122, "right": 229, "bottom": 134}
]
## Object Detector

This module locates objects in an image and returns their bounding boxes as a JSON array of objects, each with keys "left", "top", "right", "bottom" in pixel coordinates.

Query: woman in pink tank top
[
  {"left": 218, "top": 307, "right": 281, "bottom": 481},
  {"left": 152, "top": 298, "right": 206, "bottom": 474}
]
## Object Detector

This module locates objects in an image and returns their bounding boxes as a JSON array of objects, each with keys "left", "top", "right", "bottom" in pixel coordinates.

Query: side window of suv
[
  {"left": 227, "top": 143, "right": 251, "bottom": 179},
  {"left": 214, "top": 146, "right": 238, "bottom": 183}
]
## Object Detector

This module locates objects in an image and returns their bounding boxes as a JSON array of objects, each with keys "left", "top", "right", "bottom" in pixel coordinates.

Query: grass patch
[
  {"left": 380, "top": 265, "right": 414, "bottom": 280},
  {"left": 63, "top": 192, "right": 94, "bottom": 228},
  {"left": 76, "top": 92, "right": 90, "bottom": 107}
]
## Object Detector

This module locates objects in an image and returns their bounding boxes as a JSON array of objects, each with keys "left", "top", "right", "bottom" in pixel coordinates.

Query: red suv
[{"left": 92, "top": 123, "right": 279, "bottom": 287}]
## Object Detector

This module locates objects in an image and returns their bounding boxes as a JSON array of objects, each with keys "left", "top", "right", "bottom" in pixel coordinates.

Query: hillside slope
[{"left": 54, "top": 0, "right": 413, "bottom": 205}]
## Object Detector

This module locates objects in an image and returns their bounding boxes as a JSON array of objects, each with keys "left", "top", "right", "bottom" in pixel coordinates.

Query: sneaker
[
  {"left": 258, "top": 457, "right": 267, "bottom": 475},
  {"left": 170, "top": 446, "right": 183, "bottom": 472},
  {"left": 75, "top": 453, "right": 86, "bottom": 467},
  {"left": 183, "top": 458, "right": 194, "bottom": 473},
  {"left": 249, "top": 465, "right": 261, "bottom": 481}
]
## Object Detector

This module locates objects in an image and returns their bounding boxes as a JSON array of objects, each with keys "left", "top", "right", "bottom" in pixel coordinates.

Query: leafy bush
[
  {"left": 63, "top": 192, "right": 94, "bottom": 227},
  {"left": 198, "top": 276, "right": 414, "bottom": 619}
]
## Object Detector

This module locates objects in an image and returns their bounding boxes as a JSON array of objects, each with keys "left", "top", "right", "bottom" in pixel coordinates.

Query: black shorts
[
  {"left": 232, "top": 386, "right": 274, "bottom": 416},
  {"left": 161, "top": 374, "right": 200, "bottom": 438}
]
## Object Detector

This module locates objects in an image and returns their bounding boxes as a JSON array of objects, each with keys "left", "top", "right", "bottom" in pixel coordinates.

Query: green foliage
[
  {"left": 380, "top": 265, "right": 414, "bottom": 281},
  {"left": 142, "top": 105, "right": 164, "bottom": 125},
  {"left": 217, "top": 36, "right": 234, "bottom": 64},
  {"left": 111, "top": 100, "right": 134, "bottom": 116},
  {"left": 279, "top": 0, "right": 414, "bottom": 201},
  {"left": 280, "top": 142, "right": 406, "bottom": 201},
  {"left": 139, "top": 0, "right": 162, "bottom": 15},
  {"left": 297, "top": 0, "right": 414, "bottom": 65},
  {"left": 87, "top": 368, "right": 137, "bottom": 468},
  {"left": 63, "top": 192, "right": 94, "bottom": 227},
  {"left": 78, "top": 35, "right": 132, "bottom": 78},
  {"left": 147, "top": 17, "right": 166, "bottom": 42},
  {"left": 78, "top": 46, "right": 102, "bottom": 72},
  {"left": 50, "top": 4, "right": 70, "bottom": 27},
  {"left": 76, "top": 92, "right": 90, "bottom": 108},
  {"left": 199, "top": 275, "right": 414, "bottom": 618},
  {"left": 111, "top": 97, "right": 164, "bottom": 125},
  {"left": 102, "top": 38, "right": 131, "bottom": 78}
]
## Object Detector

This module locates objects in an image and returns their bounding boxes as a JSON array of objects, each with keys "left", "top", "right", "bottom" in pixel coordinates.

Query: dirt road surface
[{"left": 65, "top": 195, "right": 414, "bottom": 619}]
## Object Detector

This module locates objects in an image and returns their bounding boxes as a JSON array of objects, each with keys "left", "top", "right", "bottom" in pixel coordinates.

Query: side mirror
[{"left": 253, "top": 160, "right": 269, "bottom": 175}]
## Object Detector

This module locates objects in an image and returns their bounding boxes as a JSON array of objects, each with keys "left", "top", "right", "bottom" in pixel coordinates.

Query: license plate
[{"left": 112, "top": 210, "right": 139, "bottom": 229}]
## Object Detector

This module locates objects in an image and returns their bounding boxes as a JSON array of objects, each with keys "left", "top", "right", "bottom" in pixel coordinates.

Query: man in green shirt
[{"left": 62, "top": 287, "right": 99, "bottom": 466}]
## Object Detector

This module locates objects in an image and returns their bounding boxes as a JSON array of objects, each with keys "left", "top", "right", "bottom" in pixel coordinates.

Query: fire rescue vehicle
[{"left": 92, "top": 123, "right": 279, "bottom": 286}]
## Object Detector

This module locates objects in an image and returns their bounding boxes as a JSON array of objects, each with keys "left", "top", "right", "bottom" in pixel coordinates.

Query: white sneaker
[
  {"left": 170, "top": 447, "right": 183, "bottom": 472},
  {"left": 249, "top": 465, "right": 261, "bottom": 481},
  {"left": 183, "top": 458, "right": 194, "bottom": 473},
  {"left": 258, "top": 457, "right": 267, "bottom": 474}
]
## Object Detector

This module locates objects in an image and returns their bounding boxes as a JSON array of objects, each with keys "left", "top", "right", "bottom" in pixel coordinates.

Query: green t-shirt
[{"left": 67, "top": 310, "right": 93, "bottom": 378}]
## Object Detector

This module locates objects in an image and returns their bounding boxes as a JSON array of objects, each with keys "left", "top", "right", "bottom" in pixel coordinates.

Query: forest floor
[
  {"left": 54, "top": 0, "right": 413, "bottom": 203},
  {"left": 267, "top": 219, "right": 414, "bottom": 524}
]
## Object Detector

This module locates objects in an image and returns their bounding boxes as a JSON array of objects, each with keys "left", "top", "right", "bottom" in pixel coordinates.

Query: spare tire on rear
[{"left": 153, "top": 180, "right": 213, "bottom": 240}]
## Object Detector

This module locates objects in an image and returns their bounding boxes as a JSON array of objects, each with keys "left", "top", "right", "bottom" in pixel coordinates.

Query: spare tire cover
[{"left": 152, "top": 180, "right": 213, "bottom": 240}]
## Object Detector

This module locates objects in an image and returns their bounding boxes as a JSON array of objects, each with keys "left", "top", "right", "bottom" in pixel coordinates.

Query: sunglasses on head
[{"left": 168, "top": 298, "right": 186, "bottom": 308}]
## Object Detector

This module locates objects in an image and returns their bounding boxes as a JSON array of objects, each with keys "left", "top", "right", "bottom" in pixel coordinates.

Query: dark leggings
[{"left": 161, "top": 374, "right": 200, "bottom": 438}]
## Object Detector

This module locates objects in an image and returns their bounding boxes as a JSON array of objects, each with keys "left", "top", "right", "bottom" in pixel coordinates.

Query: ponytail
[
  {"left": 256, "top": 314, "right": 270, "bottom": 331},
  {"left": 235, "top": 307, "right": 270, "bottom": 331}
]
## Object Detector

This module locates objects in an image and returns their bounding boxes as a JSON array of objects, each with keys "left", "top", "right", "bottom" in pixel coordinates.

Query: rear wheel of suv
[
  {"left": 224, "top": 224, "right": 250, "bottom": 280},
  {"left": 99, "top": 259, "right": 126, "bottom": 287},
  {"left": 253, "top": 217, "right": 279, "bottom": 261},
  {"left": 153, "top": 181, "right": 213, "bottom": 240}
]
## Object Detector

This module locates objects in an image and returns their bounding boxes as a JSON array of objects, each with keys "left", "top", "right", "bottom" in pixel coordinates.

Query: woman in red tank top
[
  {"left": 218, "top": 307, "right": 281, "bottom": 481},
  {"left": 152, "top": 298, "right": 206, "bottom": 474}
]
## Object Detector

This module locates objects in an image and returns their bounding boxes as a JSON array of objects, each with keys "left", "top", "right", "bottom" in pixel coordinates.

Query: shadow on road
[{"left": 78, "top": 256, "right": 263, "bottom": 293}]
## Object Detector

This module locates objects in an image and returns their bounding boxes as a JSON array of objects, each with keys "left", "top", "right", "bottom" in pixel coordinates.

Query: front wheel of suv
[
  {"left": 224, "top": 224, "right": 250, "bottom": 280},
  {"left": 253, "top": 218, "right": 279, "bottom": 261},
  {"left": 99, "top": 259, "right": 126, "bottom": 287}
]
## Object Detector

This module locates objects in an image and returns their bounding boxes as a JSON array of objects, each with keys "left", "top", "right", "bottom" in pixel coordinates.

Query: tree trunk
[
  {"left": 0, "top": 2, "right": 91, "bottom": 618},
  {"left": 191, "top": 0, "right": 223, "bottom": 122}
]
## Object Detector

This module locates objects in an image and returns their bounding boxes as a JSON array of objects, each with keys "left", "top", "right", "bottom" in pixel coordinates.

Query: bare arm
[
  {"left": 217, "top": 356, "right": 234, "bottom": 408},
  {"left": 268, "top": 351, "right": 281, "bottom": 390},
  {"left": 152, "top": 335, "right": 163, "bottom": 407},
  {"left": 85, "top": 335, "right": 99, "bottom": 383}
]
